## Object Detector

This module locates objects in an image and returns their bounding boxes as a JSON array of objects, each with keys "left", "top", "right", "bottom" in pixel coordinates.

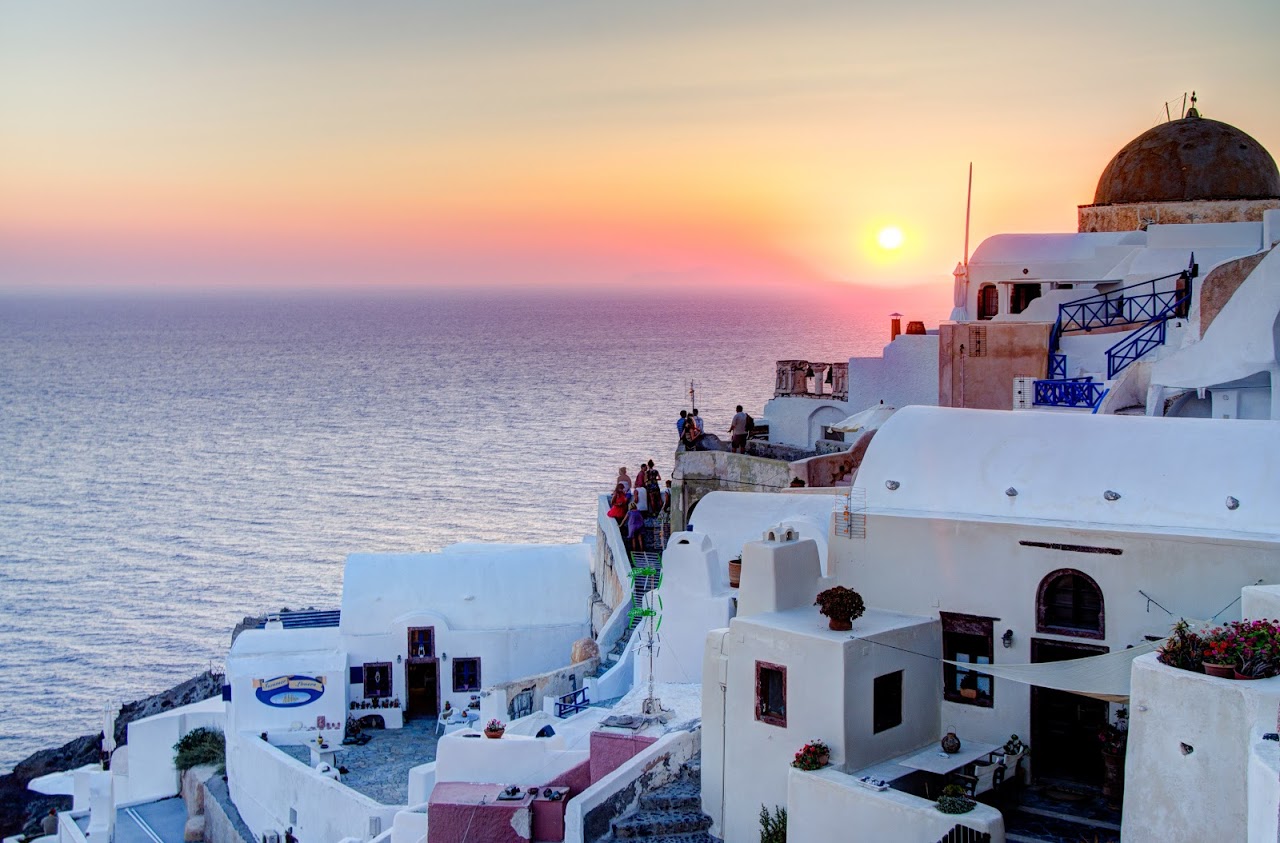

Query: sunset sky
[{"left": 2, "top": 0, "right": 1278, "bottom": 308}]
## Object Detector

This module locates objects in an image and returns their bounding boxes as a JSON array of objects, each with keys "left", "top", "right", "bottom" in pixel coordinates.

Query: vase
[
  {"left": 1101, "top": 751, "right": 1125, "bottom": 807},
  {"left": 1203, "top": 662, "right": 1235, "bottom": 679},
  {"left": 940, "top": 731, "right": 961, "bottom": 754},
  {"left": 828, "top": 616, "right": 853, "bottom": 631},
  {"left": 728, "top": 560, "right": 741, "bottom": 589},
  {"left": 817, "top": 752, "right": 830, "bottom": 768},
  {"left": 1234, "top": 668, "right": 1263, "bottom": 681},
  {"left": 485, "top": 728, "right": 504, "bottom": 739}
]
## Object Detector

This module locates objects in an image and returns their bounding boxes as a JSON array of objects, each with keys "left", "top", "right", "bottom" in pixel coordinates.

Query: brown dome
[{"left": 1092, "top": 115, "right": 1280, "bottom": 205}]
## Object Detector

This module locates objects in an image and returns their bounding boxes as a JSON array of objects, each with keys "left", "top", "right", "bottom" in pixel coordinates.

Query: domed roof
[{"left": 1093, "top": 114, "right": 1280, "bottom": 205}]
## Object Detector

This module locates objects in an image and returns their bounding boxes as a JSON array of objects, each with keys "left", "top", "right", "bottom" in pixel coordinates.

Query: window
[
  {"left": 408, "top": 627, "right": 435, "bottom": 659},
  {"left": 1010, "top": 283, "right": 1042, "bottom": 314},
  {"left": 755, "top": 661, "right": 787, "bottom": 727},
  {"left": 977, "top": 284, "right": 999, "bottom": 319},
  {"left": 941, "top": 612, "right": 994, "bottom": 708},
  {"left": 873, "top": 671, "right": 903, "bottom": 733},
  {"left": 1037, "top": 569, "right": 1105, "bottom": 639},
  {"left": 363, "top": 661, "right": 392, "bottom": 698},
  {"left": 453, "top": 658, "right": 481, "bottom": 692}
]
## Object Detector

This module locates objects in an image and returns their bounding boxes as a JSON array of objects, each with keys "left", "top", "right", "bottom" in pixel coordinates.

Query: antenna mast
[
  {"left": 688, "top": 380, "right": 696, "bottom": 412},
  {"left": 963, "top": 162, "right": 973, "bottom": 270}
]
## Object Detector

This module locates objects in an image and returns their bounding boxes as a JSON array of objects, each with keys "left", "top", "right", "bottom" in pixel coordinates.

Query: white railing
[{"left": 594, "top": 494, "right": 635, "bottom": 655}]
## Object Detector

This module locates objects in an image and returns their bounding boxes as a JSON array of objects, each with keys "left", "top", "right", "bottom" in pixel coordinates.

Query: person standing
[
  {"left": 676, "top": 410, "right": 688, "bottom": 442},
  {"left": 625, "top": 502, "right": 645, "bottom": 554},
  {"left": 691, "top": 408, "right": 704, "bottom": 434},
  {"left": 617, "top": 467, "right": 631, "bottom": 494},
  {"left": 634, "top": 481, "right": 649, "bottom": 519},
  {"left": 728, "top": 405, "right": 749, "bottom": 453}
]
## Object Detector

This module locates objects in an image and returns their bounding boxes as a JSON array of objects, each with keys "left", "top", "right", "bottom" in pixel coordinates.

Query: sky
[{"left": 2, "top": 0, "right": 1278, "bottom": 309}]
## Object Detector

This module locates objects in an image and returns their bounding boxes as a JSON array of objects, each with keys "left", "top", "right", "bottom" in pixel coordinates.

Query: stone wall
[
  {"left": 1200, "top": 250, "right": 1270, "bottom": 335},
  {"left": 486, "top": 659, "right": 601, "bottom": 722},
  {"left": 1078, "top": 198, "right": 1280, "bottom": 233},
  {"left": 671, "top": 451, "right": 795, "bottom": 529}
]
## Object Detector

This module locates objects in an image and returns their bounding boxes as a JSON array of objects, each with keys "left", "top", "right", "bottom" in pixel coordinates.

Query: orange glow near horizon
[{"left": 2, "top": 2, "right": 1278, "bottom": 307}]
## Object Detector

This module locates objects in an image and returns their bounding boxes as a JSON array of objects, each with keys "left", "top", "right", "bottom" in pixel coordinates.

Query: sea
[{"left": 0, "top": 286, "right": 944, "bottom": 771}]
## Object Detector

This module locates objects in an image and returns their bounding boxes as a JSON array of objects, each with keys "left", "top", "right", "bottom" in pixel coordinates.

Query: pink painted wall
[
  {"left": 547, "top": 758, "right": 592, "bottom": 794},
  {"left": 531, "top": 791, "right": 569, "bottom": 843},
  {"left": 588, "top": 732, "right": 657, "bottom": 783},
  {"left": 428, "top": 782, "right": 533, "bottom": 843}
]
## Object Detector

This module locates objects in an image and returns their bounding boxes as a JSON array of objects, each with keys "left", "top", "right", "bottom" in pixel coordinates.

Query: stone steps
[{"left": 600, "top": 759, "right": 718, "bottom": 843}]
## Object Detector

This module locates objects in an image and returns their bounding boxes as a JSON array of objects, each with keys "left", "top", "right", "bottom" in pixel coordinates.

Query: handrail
[
  {"left": 1057, "top": 271, "right": 1190, "bottom": 334},
  {"left": 1032, "top": 379, "right": 1107, "bottom": 409},
  {"left": 1104, "top": 291, "right": 1190, "bottom": 378}
]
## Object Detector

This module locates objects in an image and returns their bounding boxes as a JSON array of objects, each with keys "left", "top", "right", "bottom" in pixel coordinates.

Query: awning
[
  {"left": 944, "top": 640, "right": 1163, "bottom": 703},
  {"left": 831, "top": 405, "right": 896, "bottom": 433}
]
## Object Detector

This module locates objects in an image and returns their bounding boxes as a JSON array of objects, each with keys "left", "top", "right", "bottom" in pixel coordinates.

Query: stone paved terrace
[{"left": 281, "top": 715, "right": 442, "bottom": 806}]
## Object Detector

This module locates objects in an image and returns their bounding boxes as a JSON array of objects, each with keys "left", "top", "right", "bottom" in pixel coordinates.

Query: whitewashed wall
[
  {"left": 788, "top": 767, "right": 1004, "bottom": 842},
  {"left": 227, "top": 730, "right": 400, "bottom": 841},
  {"left": 119, "top": 698, "right": 225, "bottom": 805}
]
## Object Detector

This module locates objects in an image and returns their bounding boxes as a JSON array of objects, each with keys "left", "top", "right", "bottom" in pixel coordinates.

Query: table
[
  {"left": 308, "top": 746, "right": 337, "bottom": 768},
  {"left": 899, "top": 739, "right": 1000, "bottom": 776}
]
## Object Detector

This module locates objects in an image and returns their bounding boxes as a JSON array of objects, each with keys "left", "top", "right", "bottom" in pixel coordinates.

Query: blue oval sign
[{"left": 254, "top": 675, "right": 325, "bottom": 708}]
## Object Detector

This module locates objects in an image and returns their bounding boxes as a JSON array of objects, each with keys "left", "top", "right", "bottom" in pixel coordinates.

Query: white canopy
[
  {"left": 944, "top": 640, "right": 1162, "bottom": 702},
  {"left": 831, "top": 405, "right": 896, "bottom": 433},
  {"left": 28, "top": 763, "right": 99, "bottom": 796}
]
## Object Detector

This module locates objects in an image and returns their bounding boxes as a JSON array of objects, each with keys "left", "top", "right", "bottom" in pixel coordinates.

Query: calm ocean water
[{"left": 0, "top": 287, "right": 933, "bottom": 770}]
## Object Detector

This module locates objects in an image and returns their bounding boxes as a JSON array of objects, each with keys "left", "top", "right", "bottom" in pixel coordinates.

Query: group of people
[
  {"left": 607, "top": 460, "right": 671, "bottom": 554},
  {"left": 677, "top": 405, "right": 754, "bottom": 453}
]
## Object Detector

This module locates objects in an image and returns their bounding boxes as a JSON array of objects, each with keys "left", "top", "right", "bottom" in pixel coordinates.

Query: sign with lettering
[{"left": 253, "top": 675, "right": 326, "bottom": 708}]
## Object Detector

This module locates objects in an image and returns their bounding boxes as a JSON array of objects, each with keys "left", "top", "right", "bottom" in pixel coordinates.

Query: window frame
[
  {"left": 977, "top": 284, "right": 999, "bottom": 320},
  {"left": 452, "top": 657, "right": 482, "bottom": 693},
  {"left": 363, "top": 661, "right": 393, "bottom": 699},
  {"left": 1037, "top": 568, "right": 1105, "bottom": 639},
  {"left": 941, "top": 612, "right": 995, "bottom": 708},
  {"left": 754, "top": 661, "right": 787, "bottom": 728}
]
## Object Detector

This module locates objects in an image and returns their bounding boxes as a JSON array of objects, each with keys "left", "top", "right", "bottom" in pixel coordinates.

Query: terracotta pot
[
  {"left": 817, "top": 752, "right": 830, "bottom": 768},
  {"left": 728, "top": 560, "right": 741, "bottom": 589},
  {"left": 828, "top": 616, "right": 853, "bottom": 631},
  {"left": 1234, "top": 669, "right": 1264, "bottom": 681},
  {"left": 1203, "top": 662, "right": 1235, "bottom": 679},
  {"left": 484, "top": 728, "right": 504, "bottom": 739}
]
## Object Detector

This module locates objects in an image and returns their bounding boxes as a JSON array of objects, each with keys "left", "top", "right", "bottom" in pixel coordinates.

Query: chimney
[{"left": 889, "top": 313, "right": 903, "bottom": 342}]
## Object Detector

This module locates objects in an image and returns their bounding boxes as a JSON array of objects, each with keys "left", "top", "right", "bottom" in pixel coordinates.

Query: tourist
[
  {"left": 42, "top": 810, "right": 57, "bottom": 837},
  {"left": 647, "top": 460, "right": 659, "bottom": 482},
  {"left": 728, "top": 405, "right": 749, "bottom": 453},
  {"left": 608, "top": 483, "right": 628, "bottom": 526},
  {"left": 683, "top": 416, "right": 703, "bottom": 451},
  {"left": 676, "top": 409, "right": 688, "bottom": 440},
  {"left": 617, "top": 467, "right": 631, "bottom": 493},
  {"left": 634, "top": 480, "right": 649, "bottom": 519},
  {"left": 692, "top": 408, "right": 704, "bottom": 434},
  {"left": 646, "top": 473, "right": 662, "bottom": 519},
  {"left": 625, "top": 502, "right": 645, "bottom": 553},
  {"left": 661, "top": 480, "right": 672, "bottom": 514}
]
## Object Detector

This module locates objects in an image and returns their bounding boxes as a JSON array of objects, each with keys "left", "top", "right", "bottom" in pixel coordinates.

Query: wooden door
[
  {"left": 1030, "top": 638, "right": 1108, "bottom": 786},
  {"left": 406, "top": 661, "right": 438, "bottom": 718}
]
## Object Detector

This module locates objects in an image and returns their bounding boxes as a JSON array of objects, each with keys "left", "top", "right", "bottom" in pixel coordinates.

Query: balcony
[{"left": 775, "top": 360, "right": 848, "bottom": 401}]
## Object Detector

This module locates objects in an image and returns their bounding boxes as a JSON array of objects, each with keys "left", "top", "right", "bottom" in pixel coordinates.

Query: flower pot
[
  {"left": 728, "top": 559, "right": 741, "bottom": 589},
  {"left": 817, "top": 752, "right": 830, "bottom": 768},
  {"left": 1203, "top": 662, "right": 1236, "bottom": 679},
  {"left": 484, "top": 728, "right": 504, "bottom": 739},
  {"left": 828, "top": 616, "right": 853, "bottom": 631},
  {"left": 1234, "top": 669, "right": 1264, "bottom": 681}
]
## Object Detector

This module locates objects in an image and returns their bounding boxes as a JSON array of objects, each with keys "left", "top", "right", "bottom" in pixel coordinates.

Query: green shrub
[
  {"left": 174, "top": 727, "right": 225, "bottom": 772},
  {"left": 759, "top": 804, "right": 786, "bottom": 843}
]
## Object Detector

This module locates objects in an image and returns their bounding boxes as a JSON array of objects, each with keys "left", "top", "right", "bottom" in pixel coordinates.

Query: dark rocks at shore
[
  {"left": 0, "top": 733, "right": 99, "bottom": 838},
  {"left": 1, "top": 670, "right": 225, "bottom": 838}
]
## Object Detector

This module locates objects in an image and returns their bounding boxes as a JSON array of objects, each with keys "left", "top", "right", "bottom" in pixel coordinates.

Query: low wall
[
  {"left": 487, "top": 659, "right": 599, "bottom": 723},
  {"left": 787, "top": 767, "right": 1005, "bottom": 842},
  {"left": 123, "top": 698, "right": 226, "bottom": 805},
  {"left": 227, "top": 730, "right": 399, "bottom": 842},
  {"left": 1123, "top": 654, "right": 1280, "bottom": 843},
  {"left": 673, "top": 451, "right": 795, "bottom": 529},
  {"left": 563, "top": 729, "right": 700, "bottom": 843},
  {"left": 201, "top": 772, "right": 256, "bottom": 843}
]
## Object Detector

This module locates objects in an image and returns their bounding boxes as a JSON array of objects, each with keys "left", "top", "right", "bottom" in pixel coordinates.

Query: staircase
[
  {"left": 1035, "top": 260, "right": 1196, "bottom": 409},
  {"left": 594, "top": 547, "right": 664, "bottom": 679},
  {"left": 599, "top": 758, "right": 717, "bottom": 842}
]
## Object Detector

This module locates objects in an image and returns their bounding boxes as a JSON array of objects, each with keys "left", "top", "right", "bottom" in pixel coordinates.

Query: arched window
[
  {"left": 977, "top": 284, "right": 999, "bottom": 320},
  {"left": 1036, "top": 569, "right": 1104, "bottom": 639}
]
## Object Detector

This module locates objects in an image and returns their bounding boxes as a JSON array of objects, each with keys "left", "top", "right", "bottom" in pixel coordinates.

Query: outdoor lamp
[{"left": 1002, "top": 630, "right": 1014, "bottom": 648}]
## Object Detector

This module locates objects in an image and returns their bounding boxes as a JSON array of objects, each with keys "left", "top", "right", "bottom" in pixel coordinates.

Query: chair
[{"left": 951, "top": 773, "right": 979, "bottom": 797}]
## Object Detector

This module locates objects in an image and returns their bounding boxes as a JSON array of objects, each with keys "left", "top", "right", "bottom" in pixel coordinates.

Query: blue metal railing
[
  {"left": 1057, "top": 271, "right": 1191, "bottom": 335},
  {"left": 555, "top": 687, "right": 590, "bottom": 718},
  {"left": 1048, "top": 353, "right": 1067, "bottom": 380},
  {"left": 1106, "top": 315, "right": 1165, "bottom": 379},
  {"left": 1033, "top": 378, "right": 1107, "bottom": 409}
]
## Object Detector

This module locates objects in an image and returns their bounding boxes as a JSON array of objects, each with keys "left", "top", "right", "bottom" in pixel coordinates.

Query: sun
[{"left": 877, "top": 226, "right": 904, "bottom": 250}]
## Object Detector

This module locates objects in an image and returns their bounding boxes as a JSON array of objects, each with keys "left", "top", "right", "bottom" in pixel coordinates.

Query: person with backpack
[{"left": 728, "top": 405, "right": 749, "bottom": 453}]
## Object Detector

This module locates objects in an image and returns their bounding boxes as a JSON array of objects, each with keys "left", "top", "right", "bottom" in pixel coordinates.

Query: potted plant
[
  {"left": 1157, "top": 619, "right": 1205, "bottom": 673},
  {"left": 791, "top": 739, "right": 831, "bottom": 771},
  {"left": 484, "top": 718, "right": 506, "bottom": 739},
  {"left": 728, "top": 556, "right": 742, "bottom": 589},
  {"left": 1230, "top": 619, "right": 1280, "bottom": 680},
  {"left": 936, "top": 784, "right": 975, "bottom": 814},
  {"left": 814, "top": 586, "right": 866, "bottom": 631},
  {"left": 1201, "top": 626, "right": 1239, "bottom": 678}
]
